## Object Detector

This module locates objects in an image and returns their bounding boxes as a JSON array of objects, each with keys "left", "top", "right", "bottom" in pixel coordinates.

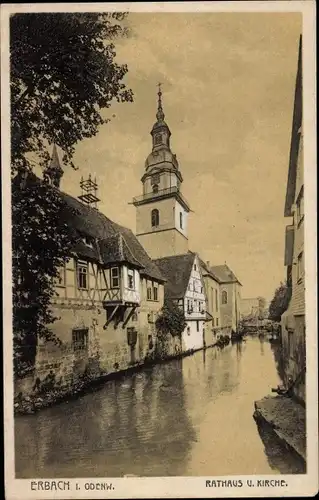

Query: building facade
[
  {"left": 133, "top": 85, "right": 190, "bottom": 260},
  {"left": 209, "top": 264, "right": 242, "bottom": 335},
  {"left": 200, "top": 260, "right": 222, "bottom": 343},
  {"left": 281, "top": 36, "right": 305, "bottom": 404},
  {"left": 154, "top": 253, "right": 208, "bottom": 352}
]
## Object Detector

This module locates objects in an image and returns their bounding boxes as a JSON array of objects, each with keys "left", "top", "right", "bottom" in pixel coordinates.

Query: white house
[{"left": 153, "top": 252, "right": 208, "bottom": 351}]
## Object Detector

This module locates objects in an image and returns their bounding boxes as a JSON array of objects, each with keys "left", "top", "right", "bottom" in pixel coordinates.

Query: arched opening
[
  {"left": 222, "top": 290, "right": 228, "bottom": 305},
  {"left": 151, "top": 208, "right": 159, "bottom": 227},
  {"left": 153, "top": 184, "right": 159, "bottom": 194}
]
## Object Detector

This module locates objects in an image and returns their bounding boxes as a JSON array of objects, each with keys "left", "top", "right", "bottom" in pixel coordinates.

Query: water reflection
[
  {"left": 256, "top": 421, "right": 306, "bottom": 474},
  {"left": 15, "top": 337, "right": 303, "bottom": 478}
]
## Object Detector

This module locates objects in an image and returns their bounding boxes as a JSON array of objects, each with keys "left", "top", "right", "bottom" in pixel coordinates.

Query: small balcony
[{"left": 132, "top": 186, "right": 190, "bottom": 211}]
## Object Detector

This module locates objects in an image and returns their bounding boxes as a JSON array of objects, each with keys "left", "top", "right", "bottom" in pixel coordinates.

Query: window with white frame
[
  {"left": 127, "top": 269, "right": 135, "bottom": 290},
  {"left": 153, "top": 283, "right": 158, "bottom": 301},
  {"left": 111, "top": 267, "right": 120, "bottom": 288},
  {"left": 77, "top": 261, "right": 88, "bottom": 289},
  {"left": 147, "top": 286, "right": 152, "bottom": 300}
]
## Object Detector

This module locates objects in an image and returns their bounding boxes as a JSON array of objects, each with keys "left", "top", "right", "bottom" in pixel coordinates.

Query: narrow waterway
[{"left": 15, "top": 336, "right": 305, "bottom": 478}]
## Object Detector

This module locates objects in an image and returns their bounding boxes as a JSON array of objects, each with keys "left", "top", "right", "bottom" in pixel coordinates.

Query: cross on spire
[{"left": 156, "top": 82, "right": 165, "bottom": 122}]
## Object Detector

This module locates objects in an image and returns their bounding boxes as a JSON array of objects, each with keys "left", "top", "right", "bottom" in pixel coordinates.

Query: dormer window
[{"left": 83, "top": 235, "right": 93, "bottom": 248}]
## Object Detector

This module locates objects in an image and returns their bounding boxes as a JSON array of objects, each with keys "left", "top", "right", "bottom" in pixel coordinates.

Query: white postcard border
[{"left": 1, "top": 2, "right": 317, "bottom": 499}]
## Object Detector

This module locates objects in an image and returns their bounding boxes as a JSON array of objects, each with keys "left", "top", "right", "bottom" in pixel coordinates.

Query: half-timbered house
[
  {"left": 16, "top": 149, "right": 165, "bottom": 392},
  {"left": 153, "top": 252, "right": 208, "bottom": 352}
]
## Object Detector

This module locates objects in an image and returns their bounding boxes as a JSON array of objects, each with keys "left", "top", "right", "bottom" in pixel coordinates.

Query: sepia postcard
[{"left": 1, "top": 1, "right": 317, "bottom": 498}]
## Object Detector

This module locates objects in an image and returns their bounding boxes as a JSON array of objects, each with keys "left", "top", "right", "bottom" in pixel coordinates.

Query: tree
[
  {"left": 12, "top": 174, "right": 79, "bottom": 376},
  {"left": 11, "top": 12, "right": 133, "bottom": 173},
  {"left": 268, "top": 281, "right": 292, "bottom": 323},
  {"left": 257, "top": 296, "right": 267, "bottom": 319},
  {"left": 11, "top": 12, "right": 133, "bottom": 375},
  {"left": 156, "top": 299, "right": 187, "bottom": 340}
]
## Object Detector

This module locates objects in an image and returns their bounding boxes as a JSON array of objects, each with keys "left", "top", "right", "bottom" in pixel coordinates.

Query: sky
[{"left": 58, "top": 12, "right": 302, "bottom": 300}]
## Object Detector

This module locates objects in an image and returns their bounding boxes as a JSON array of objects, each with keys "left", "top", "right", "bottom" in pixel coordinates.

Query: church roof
[
  {"left": 209, "top": 264, "right": 242, "bottom": 286},
  {"left": 153, "top": 252, "right": 196, "bottom": 299},
  {"left": 198, "top": 258, "right": 221, "bottom": 283}
]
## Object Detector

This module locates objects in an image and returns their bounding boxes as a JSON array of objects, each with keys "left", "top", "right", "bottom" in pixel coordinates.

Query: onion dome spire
[{"left": 156, "top": 82, "right": 165, "bottom": 122}]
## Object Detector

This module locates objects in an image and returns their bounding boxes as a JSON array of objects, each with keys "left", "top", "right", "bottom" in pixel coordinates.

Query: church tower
[{"left": 133, "top": 84, "right": 190, "bottom": 259}]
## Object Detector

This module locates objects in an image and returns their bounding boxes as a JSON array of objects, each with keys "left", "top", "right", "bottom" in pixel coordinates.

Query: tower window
[
  {"left": 153, "top": 184, "right": 159, "bottom": 194},
  {"left": 151, "top": 209, "right": 159, "bottom": 227},
  {"left": 180, "top": 212, "right": 183, "bottom": 229},
  {"left": 154, "top": 134, "right": 162, "bottom": 145},
  {"left": 151, "top": 173, "right": 160, "bottom": 185}
]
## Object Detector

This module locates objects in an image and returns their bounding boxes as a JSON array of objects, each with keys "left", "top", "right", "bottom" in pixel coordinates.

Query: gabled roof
[
  {"left": 98, "top": 234, "right": 143, "bottom": 269},
  {"left": 210, "top": 264, "right": 242, "bottom": 286},
  {"left": 198, "top": 257, "right": 221, "bottom": 283},
  {"left": 153, "top": 252, "right": 196, "bottom": 299},
  {"left": 284, "top": 35, "right": 302, "bottom": 217},
  {"left": 60, "top": 191, "right": 164, "bottom": 281}
]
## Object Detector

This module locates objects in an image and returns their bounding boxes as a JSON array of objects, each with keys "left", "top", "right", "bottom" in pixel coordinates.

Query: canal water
[{"left": 15, "top": 336, "right": 305, "bottom": 478}]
